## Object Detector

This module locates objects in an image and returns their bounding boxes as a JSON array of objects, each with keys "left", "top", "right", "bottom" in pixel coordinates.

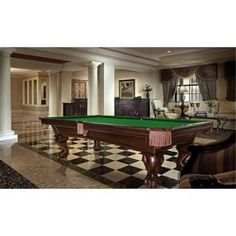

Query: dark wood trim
[{"left": 11, "top": 53, "right": 69, "bottom": 64}]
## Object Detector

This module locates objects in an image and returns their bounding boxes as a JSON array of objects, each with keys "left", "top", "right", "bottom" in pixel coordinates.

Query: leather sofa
[{"left": 179, "top": 131, "right": 236, "bottom": 188}]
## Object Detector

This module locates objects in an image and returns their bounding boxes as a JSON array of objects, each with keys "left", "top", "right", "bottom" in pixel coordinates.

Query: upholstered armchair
[
  {"left": 151, "top": 98, "right": 179, "bottom": 119},
  {"left": 179, "top": 131, "right": 236, "bottom": 188}
]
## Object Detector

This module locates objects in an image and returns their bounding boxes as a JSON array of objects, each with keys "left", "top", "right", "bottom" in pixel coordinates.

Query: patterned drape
[
  {"left": 161, "top": 63, "right": 218, "bottom": 101},
  {"left": 162, "top": 78, "right": 178, "bottom": 107}
]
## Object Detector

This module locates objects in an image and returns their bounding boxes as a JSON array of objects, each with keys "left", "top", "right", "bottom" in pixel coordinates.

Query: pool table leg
[
  {"left": 176, "top": 144, "right": 191, "bottom": 170},
  {"left": 142, "top": 153, "right": 164, "bottom": 188},
  {"left": 55, "top": 135, "right": 69, "bottom": 159},
  {"left": 93, "top": 140, "right": 102, "bottom": 151}
]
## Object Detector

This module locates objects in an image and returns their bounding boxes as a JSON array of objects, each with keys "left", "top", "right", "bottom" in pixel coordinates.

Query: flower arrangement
[
  {"left": 205, "top": 100, "right": 218, "bottom": 108},
  {"left": 144, "top": 84, "right": 152, "bottom": 92},
  {"left": 205, "top": 100, "right": 218, "bottom": 113}
]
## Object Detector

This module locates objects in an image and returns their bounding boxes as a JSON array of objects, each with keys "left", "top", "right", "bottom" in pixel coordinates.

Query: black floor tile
[
  {"left": 96, "top": 151, "right": 113, "bottom": 157},
  {"left": 78, "top": 146, "right": 93, "bottom": 150},
  {"left": 89, "top": 166, "right": 114, "bottom": 175},
  {"left": 70, "top": 141, "right": 81, "bottom": 145},
  {"left": 166, "top": 157, "right": 177, "bottom": 162},
  {"left": 28, "top": 141, "right": 38, "bottom": 145},
  {"left": 164, "top": 150, "right": 178, "bottom": 156},
  {"left": 117, "top": 150, "right": 136, "bottom": 156},
  {"left": 38, "top": 146, "right": 50, "bottom": 151},
  {"left": 101, "top": 146, "right": 114, "bottom": 150},
  {"left": 68, "top": 158, "right": 88, "bottom": 165},
  {"left": 158, "top": 166, "right": 172, "bottom": 175},
  {"left": 118, "top": 165, "right": 142, "bottom": 175},
  {"left": 118, "top": 157, "right": 139, "bottom": 165},
  {"left": 73, "top": 151, "right": 92, "bottom": 157},
  {"left": 118, "top": 176, "right": 144, "bottom": 188},
  {"left": 70, "top": 137, "right": 81, "bottom": 141},
  {"left": 159, "top": 176, "right": 179, "bottom": 188},
  {"left": 93, "top": 157, "right": 113, "bottom": 165},
  {"left": 81, "top": 141, "right": 93, "bottom": 146}
]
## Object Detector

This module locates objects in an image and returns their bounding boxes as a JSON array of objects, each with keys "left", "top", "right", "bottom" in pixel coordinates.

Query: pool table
[{"left": 40, "top": 115, "right": 212, "bottom": 188}]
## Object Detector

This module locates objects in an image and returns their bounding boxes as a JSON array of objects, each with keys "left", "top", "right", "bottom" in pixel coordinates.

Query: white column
[
  {"left": 56, "top": 72, "right": 61, "bottom": 115},
  {"left": 0, "top": 49, "right": 17, "bottom": 142},
  {"left": 60, "top": 71, "right": 72, "bottom": 115},
  {"left": 48, "top": 72, "right": 58, "bottom": 116},
  {"left": 27, "top": 80, "right": 30, "bottom": 104},
  {"left": 32, "top": 78, "right": 34, "bottom": 105},
  {"left": 88, "top": 62, "right": 100, "bottom": 115},
  {"left": 46, "top": 76, "right": 49, "bottom": 106},
  {"left": 98, "top": 63, "right": 115, "bottom": 115},
  {"left": 37, "top": 76, "right": 41, "bottom": 105}
]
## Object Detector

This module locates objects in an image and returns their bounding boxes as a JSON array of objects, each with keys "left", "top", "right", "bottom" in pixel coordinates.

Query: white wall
[
  {"left": 115, "top": 69, "right": 162, "bottom": 117},
  {"left": 11, "top": 76, "right": 23, "bottom": 110},
  {"left": 60, "top": 71, "right": 72, "bottom": 114},
  {"left": 72, "top": 70, "right": 88, "bottom": 81},
  {"left": 98, "top": 63, "right": 115, "bottom": 115},
  {"left": 11, "top": 74, "right": 49, "bottom": 114},
  {"left": 115, "top": 70, "right": 162, "bottom": 99},
  {"left": 61, "top": 68, "right": 162, "bottom": 117},
  {"left": 10, "top": 63, "right": 230, "bottom": 117}
]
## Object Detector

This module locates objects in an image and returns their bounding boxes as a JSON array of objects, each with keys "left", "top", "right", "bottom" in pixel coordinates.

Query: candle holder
[
  {"left": 178, "top": 85, "right": 188, "bottom": 118},
  {"left": 190, "top": 102, "right": 195, "bottom": 114}
]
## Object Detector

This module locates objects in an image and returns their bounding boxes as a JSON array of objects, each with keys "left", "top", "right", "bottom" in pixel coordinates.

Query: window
[
  {"left": 22, "top": 77, "right": 48, "bottom": 106},
  {"left": 23, "top": 79, "right": 38, "bottom": 105},
  {"left": 174, "top": 74, "right": 203, "bottom": 102}
]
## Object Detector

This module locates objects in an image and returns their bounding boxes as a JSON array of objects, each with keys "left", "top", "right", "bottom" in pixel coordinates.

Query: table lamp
[{"left": 178, "top": 85, "right": 188, "bottom": 118}]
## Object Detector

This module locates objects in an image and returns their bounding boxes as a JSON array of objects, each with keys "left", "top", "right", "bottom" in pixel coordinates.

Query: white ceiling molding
[
  {"left": 10, "top": 47, "right": 235, "bottom": 75},
  {"left": 16, "top": 48, "right": 158, "bottom": 71}
]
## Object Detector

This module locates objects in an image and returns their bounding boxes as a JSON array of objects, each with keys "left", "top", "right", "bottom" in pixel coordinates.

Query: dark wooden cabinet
[
  {"left": 63, "top": 98, "right": 87, "bottom": 116},
  {"left": 115, "top": 97, "right": 150, "bottom": 117}
]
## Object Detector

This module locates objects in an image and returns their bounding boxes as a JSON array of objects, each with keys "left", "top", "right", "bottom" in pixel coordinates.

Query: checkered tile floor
[{"left": 23, "top": 137, "right": 180, "bottom": 188}]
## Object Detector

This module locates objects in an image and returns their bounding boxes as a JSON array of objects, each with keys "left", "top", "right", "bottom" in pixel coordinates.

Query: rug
[{"left": 0, "top": 160, "right": 38, "bottom": 189}]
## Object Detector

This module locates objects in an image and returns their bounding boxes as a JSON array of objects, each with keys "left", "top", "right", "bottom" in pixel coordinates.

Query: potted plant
[{"left": 205, "top": 100, "right": 218, "bottom": 116}]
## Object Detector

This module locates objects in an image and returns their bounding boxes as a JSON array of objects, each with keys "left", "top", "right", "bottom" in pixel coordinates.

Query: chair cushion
[
  {"left": 218, "top": 100, "right": 236, "bottom": 114},
  {"left": 165, "top": 113, "right": 179, "bottom": 119}
]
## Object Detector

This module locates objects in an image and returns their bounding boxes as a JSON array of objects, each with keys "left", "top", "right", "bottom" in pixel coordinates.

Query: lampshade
[{"left": 179, "top": 85, "right": 188, "bottom": 93}]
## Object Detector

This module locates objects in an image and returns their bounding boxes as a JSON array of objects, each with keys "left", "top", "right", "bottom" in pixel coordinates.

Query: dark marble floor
[{"left": 0, "top": 160, "right": 38, "bottom": 188}]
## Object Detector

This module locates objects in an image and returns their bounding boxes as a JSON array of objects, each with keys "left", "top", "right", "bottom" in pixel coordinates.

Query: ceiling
[{"left": 10, "top": 47, "right": 235, "bottom": 76}]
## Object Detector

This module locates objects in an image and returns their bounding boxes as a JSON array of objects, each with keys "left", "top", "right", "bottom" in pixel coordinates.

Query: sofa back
[
  {"left": 183, "top": 100, "right": 235, "bottom": 115},
  {"left": 218, "top": 100, "right": 236, "bottom": 114}
]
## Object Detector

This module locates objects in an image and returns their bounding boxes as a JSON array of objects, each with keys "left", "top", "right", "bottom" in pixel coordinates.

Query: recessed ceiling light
[{"left": 167, "top": 50, "right": 172, "bottom": 53}]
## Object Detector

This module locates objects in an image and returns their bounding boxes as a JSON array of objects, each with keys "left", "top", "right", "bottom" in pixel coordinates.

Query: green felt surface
[{"left": 46, "top": 115, "right": 204, "bottom": 129}]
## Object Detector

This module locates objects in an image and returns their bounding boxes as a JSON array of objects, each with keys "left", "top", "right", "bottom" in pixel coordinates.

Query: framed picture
[
  {"left": 71, "top": 79, "right": 87, "bottom": 100},
  {"left": 119, "top": 79, "right": 135, "bottom": 99}
]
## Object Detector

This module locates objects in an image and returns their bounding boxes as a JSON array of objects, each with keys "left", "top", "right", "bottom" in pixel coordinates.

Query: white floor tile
[{"left": 103, "top": 170, "right": 129, "bottom": 182}]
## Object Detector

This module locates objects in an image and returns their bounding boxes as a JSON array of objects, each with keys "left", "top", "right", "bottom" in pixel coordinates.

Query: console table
[
  {"left": 115, "top": 97, "right": 150, "bottom": 117},
  {"left": 63, "top": 98, "right": 87, "bottom": 116},
  {"left": 188, "top": 115, "right": 235, "bottom": 131}
]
